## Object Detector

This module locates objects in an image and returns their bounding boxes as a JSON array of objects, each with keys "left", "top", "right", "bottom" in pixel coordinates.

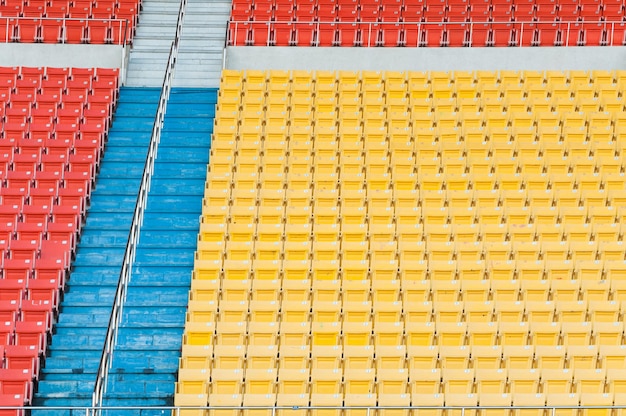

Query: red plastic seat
[
  {"left": 273, "top": 22, "right": 293, "bottom": 45},
  {"left": 30, "top": 107, "right": 55, "bottom": 124},
  {"left": 520, "top": 22, "right": 538, "bottom": 45},
  {"left": 251, "top": 2, "right": 272, "bottom": 21},
  {"left": 402, "top": 23, "right": 423, "bottom": 47},
  {"left": 3, "top": 123, "right": 28, "bottom": 142},
  {"left": 338, "top": 23, "right": 361, "bottom": 46},
  {"left": 50, "top": 203, "right": 84, "bottom": 233},
  {"left": 361, "top": 23, "right": 381, "bottom": 46},
  {"left": 40, "top": 19, "right": 62, "bottom": 43},
  {"left": 563, "top": 22, "right": 583, "bottom": 45},
  {"left": 294, "top": 21, "right": 316, "bottom": 45},
  {"left": 0, "top": 190, "right": 27, "bottom": 211},
  {"left": 0, "top": 18, "right": 18, "bottom": 42},
  {"left": 274, "top": 2, "right": 294, "bottom": 21},
  {"left": 0, "top": 301, "right": 19, "bottom": 322},
  {"left": 92, "top": 4, "right": 115, "bottom": 19},
  {"left": 317, "top": 23, "right": 337, "bottom": 46},
  {"left": 514, "top": 3, "right": 534, "bottom": 20},
  {"left": 33, "top": 257, "right": 67, "bottom": 282},
  {"left": 39, "top": 240, "right": 71, "bottom": 270},
  {"left": 45, "top": 222, "right": 77, "bottom": 252},
  {"left": 87, "top": 19, "right": 110, "bottom": 43},
  {"left": 492, "top": 22, "right": 515, "bottom": 46},
  {"left": 558, "top": 2, "right": 579, "bottom": 19},
  {"left": 4, "top": 345, "right": 39, "bottom": 378},
  {"left": 46, "top": 2, "right": 69, "bottom": 18},
  {"left": 33, "top": 172, "right": 63, "bottom": 193},
  {"left": 402, "top": 3, "right": 423, "bottom": 21},
  {"left": 14, "top": 321, "right": 47, "bottom": 355},
  {"left": 0, "top": 369, "right": 31, "bottom": 404},
  {"left": 360, "top": 4, "right": 380, "bottom": 22},
  {"left": 15, "top": 19, "right": 40, "bottom": 43},
  {"left": 535, "top": 3, "right": 557, "bottom": 19},
  {"left": 423, "top": 23, "right": 444, "bottom": 46},
  {"left": 21, "top": 205, "right": 51, "bottom": 225},
  {"left": 231, "top": 1, "right": 252, "bottom": 20},
  {"left": 336, "top": 3, "right": 358, "bottom": 20},
  {"left": 0, "top": 321, "right": 14, "bottom": 344},
  {"left": 62, "top": 19, "right": 87, "bottom": 43},
  {"left": 381, "top": 23, "right": 402, "bottom": 46},
  {"left": 27, "top": 279, "right": 59, "bottom": 309},
  {"left": 15, "top": 223, "right": 46, "bottom": 244},
  {"left": 0, "top": 279, "right": 26, "bottom": 300},
  {"left": 109, "top": 19, "right": 129, "bottom": 44},
  {"left": 8, "top": 240, "right": 40, "bottom": 262},
  {"left": 609, "top": 22, "right": 626, "bottom": 45},
  {"left": 228, "top": 21, "right": 249, "bottom": 45},
  {"left": 537, "top": 22, "right": 561, "bottom": 45},
  {"left": 446, "top": 23, "right": 468, "bottom": 46},
  {"left": 0, "top": 393, "right": 25, "bottom": 416},
  {"left": 6, "top": 171, "right": 34, "bottom": 191},
  {"left": 250, "top": 22, "right": 271, "bottom": 45}
]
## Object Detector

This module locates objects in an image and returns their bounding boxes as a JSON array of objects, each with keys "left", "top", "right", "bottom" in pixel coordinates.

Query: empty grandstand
[{"left": 0, "top": 0, "right": 626, "bottom": 415}]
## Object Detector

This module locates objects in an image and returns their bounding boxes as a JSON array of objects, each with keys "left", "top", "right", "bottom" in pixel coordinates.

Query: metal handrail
[
  {"left": 0, "top": 16, "right": 129, "bottom": 44},
  {"left": 226, "top": 19, "right": 626, "bottom": 47},
  {"left": 90, "top": 0, "right": 186, "bottom": 411}
]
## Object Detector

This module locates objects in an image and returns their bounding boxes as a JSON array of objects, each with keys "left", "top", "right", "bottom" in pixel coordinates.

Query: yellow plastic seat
[
  {"left": 409, "top": 368, "right": 441, "bottom": 395},
  {"left": 467, "top": 321, "right": 498, "bottom": 346},
  {"left": 508, "top": 369, "right": 540, "bottom": 394},
  {"left": 277, "top": 369, "right": 309, "bottom": 395},
  {"left": 275, "top": 345, "right": 307, "bottom": 371},
  {"left": 244, "top": 345, "right": 278, "bottom": 370},
  {"left": 593, "top": 321, "right": 625, "bottom": 346},
  {"left": 561, "top": 322, "right": 592, "bottom": 346},
  {"left": 511, "top": 393, "right": 545, "bottom": 416},
  {"left": 405, "top": 322, "right": 436, "bottom": 346},
  {"left": 471, "top": 345, "right": 502, "bottom": 370},
  {"left": 587, "top": 300, "right": 619, "bottom": 322}
]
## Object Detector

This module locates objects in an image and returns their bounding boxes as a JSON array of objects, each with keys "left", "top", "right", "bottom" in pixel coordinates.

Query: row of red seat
[
  {"left": 0, "top": 66, "right": 119, "bottom": 82},
  {"left": 0, "top": 3, "right": 136, "bottom": 20},
  {"left": 0, "top": 0, "right": 140, "bottom": 44},
  {"left": 0, "top": 67, "right": 116, "bottom": 407},
  {"left": 231, "top": 0, "right": 625, "bottom": 22},
  {"left": 0, "top": 17, "right": 131, "bottom": 44},
  {"left": 228, "top": 20, "right": 626, "bottom": 46}
]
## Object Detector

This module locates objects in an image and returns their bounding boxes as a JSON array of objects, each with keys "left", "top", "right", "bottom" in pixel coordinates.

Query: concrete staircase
[
  {"left": 32, "top": 87, "right": 161, "bottom": 414},
  {"left": 125, "top": 0, "right": 230, "bottom": 88},
  {"left": 124, "top": 0, "right": 180, "bottom": 86},
  {"left": 174, "top": 0, "right": 231, "bottom": 87}
]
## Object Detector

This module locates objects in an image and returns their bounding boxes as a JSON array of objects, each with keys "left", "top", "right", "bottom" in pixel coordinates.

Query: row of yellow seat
[
  {"left": 184, "top": 298, "right": 626, "bottom": 324},
  {"left": 188, "top": 269, "right": 626, "bottom": 302},
  {"left": 220, "top": 96, "right": 626, "bottom": 116},
  {"left": 197, "top": 220, "right": 625, "bottom": 241},
  {"left": 177, "top": 366, "right": 626, "bottom": 397},
  {"left": 220, "top": 70, "right": 626, "bottom": 88},
  {"left": 180, "top": 344, "right": 625, "bottom": 371},
  {"left": 195, "top": 240, "right": 626, "bottom": 263},
  {"left": 178, "top": 393, "right": 624, "bottom": 416},
  {"left": 182, "top": 320, "right": 625, "bottom": 349}
]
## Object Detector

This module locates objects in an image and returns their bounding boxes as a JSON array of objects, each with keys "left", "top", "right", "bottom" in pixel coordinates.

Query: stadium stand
[
  {"left": 227, "top": 0, "right": 626, "bottom": 46},
  {"left": 0, "top": 65, "right": 118, "bottom": 411},
  {"left": 176, "top": 68, "right": 626, "bottom": 413},
  {"left": 0, "top": 0, "right": 139, "bottom": 43}
]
